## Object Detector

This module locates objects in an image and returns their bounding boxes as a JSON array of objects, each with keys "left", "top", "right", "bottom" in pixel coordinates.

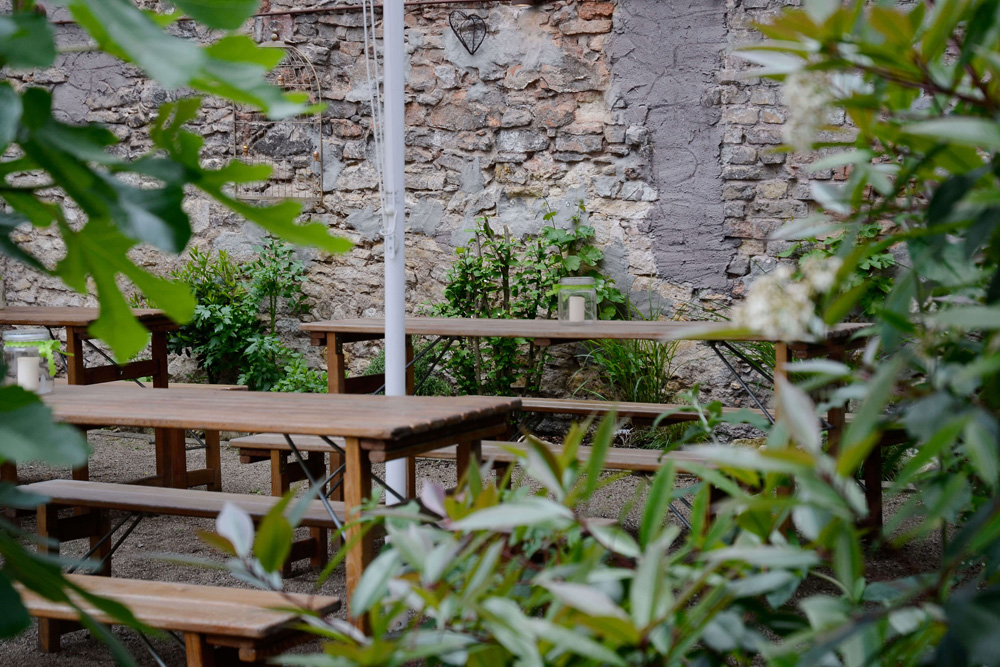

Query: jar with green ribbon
[{"left": 2, "top": 328, "right": 61, "bottom": 394}]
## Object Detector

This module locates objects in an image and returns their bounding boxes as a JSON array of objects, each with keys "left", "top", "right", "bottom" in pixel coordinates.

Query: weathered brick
[
  {"left": 724, "top": 201, "right": 746, "bottom": 217},
  {"left": 501, "top": 109, "right": 534, "bottom": 128},
  {"left": 760, "top": 107, "right": 787, "bottom": 123},
  {"left": 752, "top": 199, "right": 809, "bottom": 218},
  {"left": 759, "top": 150, "right": 786, "bottom": 165}
]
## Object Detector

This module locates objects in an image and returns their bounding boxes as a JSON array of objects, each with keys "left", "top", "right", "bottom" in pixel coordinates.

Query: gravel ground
[{"left": 0, "top": 430, "right": 938, "bottom": 665}]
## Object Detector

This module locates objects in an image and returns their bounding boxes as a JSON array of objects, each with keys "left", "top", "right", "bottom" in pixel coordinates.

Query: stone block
[
  {"left": 752, "top": 199, "right": 809, "bottom": 218},
  {"left": 604, "top": 125, "right": 626, "bottom": 143},
  {"left": 579, "top": 2, "right": 614, "bottom": 20},
  {"left": 625, "top": 125, "right": 650, "bottom": 145},
  {"left": 723, "top": 145, "right": 758, "bottom": 165},
  {"left": 560, "top": 19, "right": 613, "bottom": 35},
  {"left": 723, "top": 183, "right": 756, "bottom": 200},
  {"left": 563, "top": 121, "right": 604, "bottom": 135},
  {"left": 501, "top": 109, "right": 534, "bottom": 128},
  {"left": 724, "top": 201, "right": 746, "bottom": 218},
  {"left": 750, "top": 88, "right": 777, "bottom": 105},
  {"left": 343, "top": 140, "right": 367, "bottom": 160},
  {"left": 727, "top": 253, "right": 750, "bottom": 276},
  {"left": 555, "top": 134, "right": 603, "bottom": 153},
  {"left": 745, "top": 128, "right": 783, "bottom": 145},
  {"left": 606, "top": 144, "right": 631, "bottom": 156},
  {"left": 723, "top": 106, "right": 759, "bottom": 125},
  {"left": 722, "top": 165, "right": 765, "bottom": 180},
  {"left": 428, "top": 105, "right": 487, "bottom": 131},
  {"left": 723, "top": 127, "right": 744, "bottom": 144},
  {"left": 435, "top": 65, "right": 458, "bottom": 89},
  {"left": 760, "top": 107, "right": 788, "bottom": 123},
  {"left": 756, "top": 180, "right": 787, "bottom": 199},
  {"left": 759, "top": 150, "right": 786, "bottom": 165},
  {"left": 594, "top": 176, "right": 623, "bottom": 198},
  {"left": 331, "top": 120, "right": 364, "bottom": 138},
  {"left": 497, "top": 129, "right": 549, "bottom": 153},
  {"left": 720, "top": 86, "right": 750, "bottom": 105},
  {"left": 536, "top": 98, "right": 577, "bottom": 128},
  {"left": 553, "top": 152, "right": 588, "bottom": 163},
  {"left": 496, "top": 152, "right": 530, "bottom": 164}
]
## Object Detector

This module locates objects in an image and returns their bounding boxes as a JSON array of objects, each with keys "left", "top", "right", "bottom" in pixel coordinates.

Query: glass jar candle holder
[
  {"left": 3, "top": 328, "right": 55, "bottom": 395},
  {"left": 558, "top": 277, "right": 597, "bottom": 324}
]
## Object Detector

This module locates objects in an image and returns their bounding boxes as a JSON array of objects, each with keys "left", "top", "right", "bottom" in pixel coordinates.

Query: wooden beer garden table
[
  {"left": 43, "top": 383, "right": 520, "bottom": 625},
  {"left": 0, "top": 306, "right": 182, "bottom": 487}
]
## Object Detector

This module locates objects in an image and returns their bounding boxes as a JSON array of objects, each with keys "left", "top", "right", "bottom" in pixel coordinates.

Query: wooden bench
[
  {"left": 22, "top": 480, "right": 345, "bottom": 574},
  {"left": 18, "top": 573, "right": 339, "bottom": 665},
  {"left": 518, "top": 397, "right": 765, "bottom": 423},
  {"left": 230, "top": 433, "right": 710, "bottom": 497}
]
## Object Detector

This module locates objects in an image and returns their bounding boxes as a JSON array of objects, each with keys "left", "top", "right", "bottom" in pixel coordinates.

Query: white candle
[
  {"left": 16, "top": 356, "right": 40, "bottom": 391},
  {"left": 568, "top": 295, "right": 585, "bottom": 323}
]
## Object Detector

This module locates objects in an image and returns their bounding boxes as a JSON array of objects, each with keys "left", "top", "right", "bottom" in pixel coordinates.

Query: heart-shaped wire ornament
[{"left": 449, "top": 10, "right": 487, "bottom": 56}]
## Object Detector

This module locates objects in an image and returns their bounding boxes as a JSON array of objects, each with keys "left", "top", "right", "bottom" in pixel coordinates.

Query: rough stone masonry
[{"left": 1, "top": 0, "right": 843, "bottom": 395}]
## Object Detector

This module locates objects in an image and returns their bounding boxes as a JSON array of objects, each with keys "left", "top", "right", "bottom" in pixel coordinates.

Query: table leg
[
  {"left": 327, "top": 334, "right": 347, "bottom": 394},
  {"left": 344, "top": 438, "right": 372, "bottom": 633},
  {"left": 64, "top": 326, "right": 86, "bottom": 385},
  {"left": 155, "top": 428, "right": 187, "bottom": 489},
  {"left": 204, "top": 430, "right": 222, "bottom": 492},
  {"left": 455, "top": 440, "right": 483, "bottom": 483}
]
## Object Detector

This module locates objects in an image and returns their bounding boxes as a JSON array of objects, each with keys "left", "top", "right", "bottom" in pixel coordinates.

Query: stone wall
[{"left": 1, "top": 0, "right": 843, "bottom": 399}]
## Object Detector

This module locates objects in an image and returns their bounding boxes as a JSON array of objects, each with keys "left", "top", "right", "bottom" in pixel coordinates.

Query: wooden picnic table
[
  {"left": 43, "top": 383, "right": 520, "bottom": 628},
  {"left": 302, "top": 316, "right": 866, "bottom": 447},
  {"left": 0, "top": 306, "right": 183, "bottom": 488}
]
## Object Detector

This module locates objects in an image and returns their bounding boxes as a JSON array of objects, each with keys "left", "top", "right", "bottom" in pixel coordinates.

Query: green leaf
[
  {"left": 542, "top": 580, "right": 630, "bottom": 622},
  {"left": 0, "top": 573, "right": 30, "bottom": 638},
  {"left": 0, "top": 13, "right": 55, "bottom": 69},
  {"left": 706, "top": 545, "right": 821, "bottom": 569},
  {"left": 963, "top": 411, "right": 1000, "bottom": 490},
  {"left": 942, "top": 587, "right": 1000, "bottom": 666},
  {"left": 930, "top": 305, "right": 1000, "bottom": 330},
  {"left": 584, "top": 413, "right": 616, "bottom": 500},
  {"left": 639, "top": 461, "right": 675, "bottom": 548},
  {"left": 0, "top": 83, "right": 22, "bottom": 153},
  {"left": 449, "top": 498, "right": 574, "bottom": 531},
  {"left": 0, "top": 387, "right": 89, "bottom": 467},
  {"left": 905, "top": 117, "right": 1000, "bottom": 151},
  {"left": 55, "top": 218, "right": 196, "bottom": 360},
  {"left": 776, "top": 376, "right": 822, "bottom": 454},
  {"left": 254, "top": 493, "right": 294, "bottom": 573},
  {"left": 169, "top": 0, "right": 260, "bottom": 30}
]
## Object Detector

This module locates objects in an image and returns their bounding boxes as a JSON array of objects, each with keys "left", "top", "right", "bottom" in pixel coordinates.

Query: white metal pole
[{"left": 382, "top": 0, "right": 408, "bottom": 504}]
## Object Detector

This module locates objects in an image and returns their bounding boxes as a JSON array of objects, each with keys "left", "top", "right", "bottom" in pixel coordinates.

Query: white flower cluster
[
  {"left": 736, "top": 256, "right": 843, "bottom": 342},
  {"left": 782, "top": 71, "right": 832, "bottom": 153}
]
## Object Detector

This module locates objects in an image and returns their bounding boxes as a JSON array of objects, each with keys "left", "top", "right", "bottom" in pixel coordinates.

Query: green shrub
[
  {"left": 430, "top": 201, "right": 626, "bottom": 396},
  {"left": 169, "top": 239, "right": 321, "bottom": 391}
]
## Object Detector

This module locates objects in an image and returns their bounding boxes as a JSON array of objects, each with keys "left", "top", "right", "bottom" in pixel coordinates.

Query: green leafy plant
[
  {"left": 168, "top": 240, "right": 323, "bottom": 391},
  {"left": 431, "top": 201, "right": 625, "bottom": 396},
  {"left": 271, "top": 354, "right": 329, "bottom": 394},
  {"left": 777, "top": 223, "right": 896, "bottom": 317}
]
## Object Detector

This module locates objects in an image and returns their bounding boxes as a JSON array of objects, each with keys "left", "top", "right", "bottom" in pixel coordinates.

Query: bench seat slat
[
  {"left": 18, "top": 574, "right": 339, "bottom": 639},
  {"left": 231, "top": 434, "right": 708, "bottom": 474},
  {"left": 22, "top": 480, "right": 345, "bottom": 528}
]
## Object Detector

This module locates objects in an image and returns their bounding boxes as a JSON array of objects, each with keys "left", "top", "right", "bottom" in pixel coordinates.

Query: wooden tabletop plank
[
  {"left": 0, "top": 306, "right": 177, "bottom": 331},
  {"left": 301, "top": 316, "right": 866, "bottom": 345},
  {"left": 18, "top": 574, "right": 339, "bottom": 638},
  {"left": 43, "top": 384, "right": 519, "bottom": 445}
]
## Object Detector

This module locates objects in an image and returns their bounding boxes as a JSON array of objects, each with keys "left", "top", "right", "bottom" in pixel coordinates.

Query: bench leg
[
  {"left": 38, "top": 618, "right": 63, "bottom": 653},
  {"left": 861, "top": 447, "right": 883, "bottom": 536},
  {"left": 185, "top": 633, "right": 216, "bottom": 667},
  {"left": 270, "top": 451, "right": 291, "bottom": 497},
  {"left": 455, "top": 440, "right": 483, "bottom": 483},
  {"left": 90, "top": 508, "right": 112, "bottom": 577},
  {"left": 328, "top": 450, "right": 343, "bottom": 502},
  {"left": 344, "top": 439, "right": 372, "bottom": 633},
  {"left": 309, "top": 527, "right": 329, "bottom": 570},
  {"left": 205, "top": 430, "right": 222, "bottom": 492}
]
